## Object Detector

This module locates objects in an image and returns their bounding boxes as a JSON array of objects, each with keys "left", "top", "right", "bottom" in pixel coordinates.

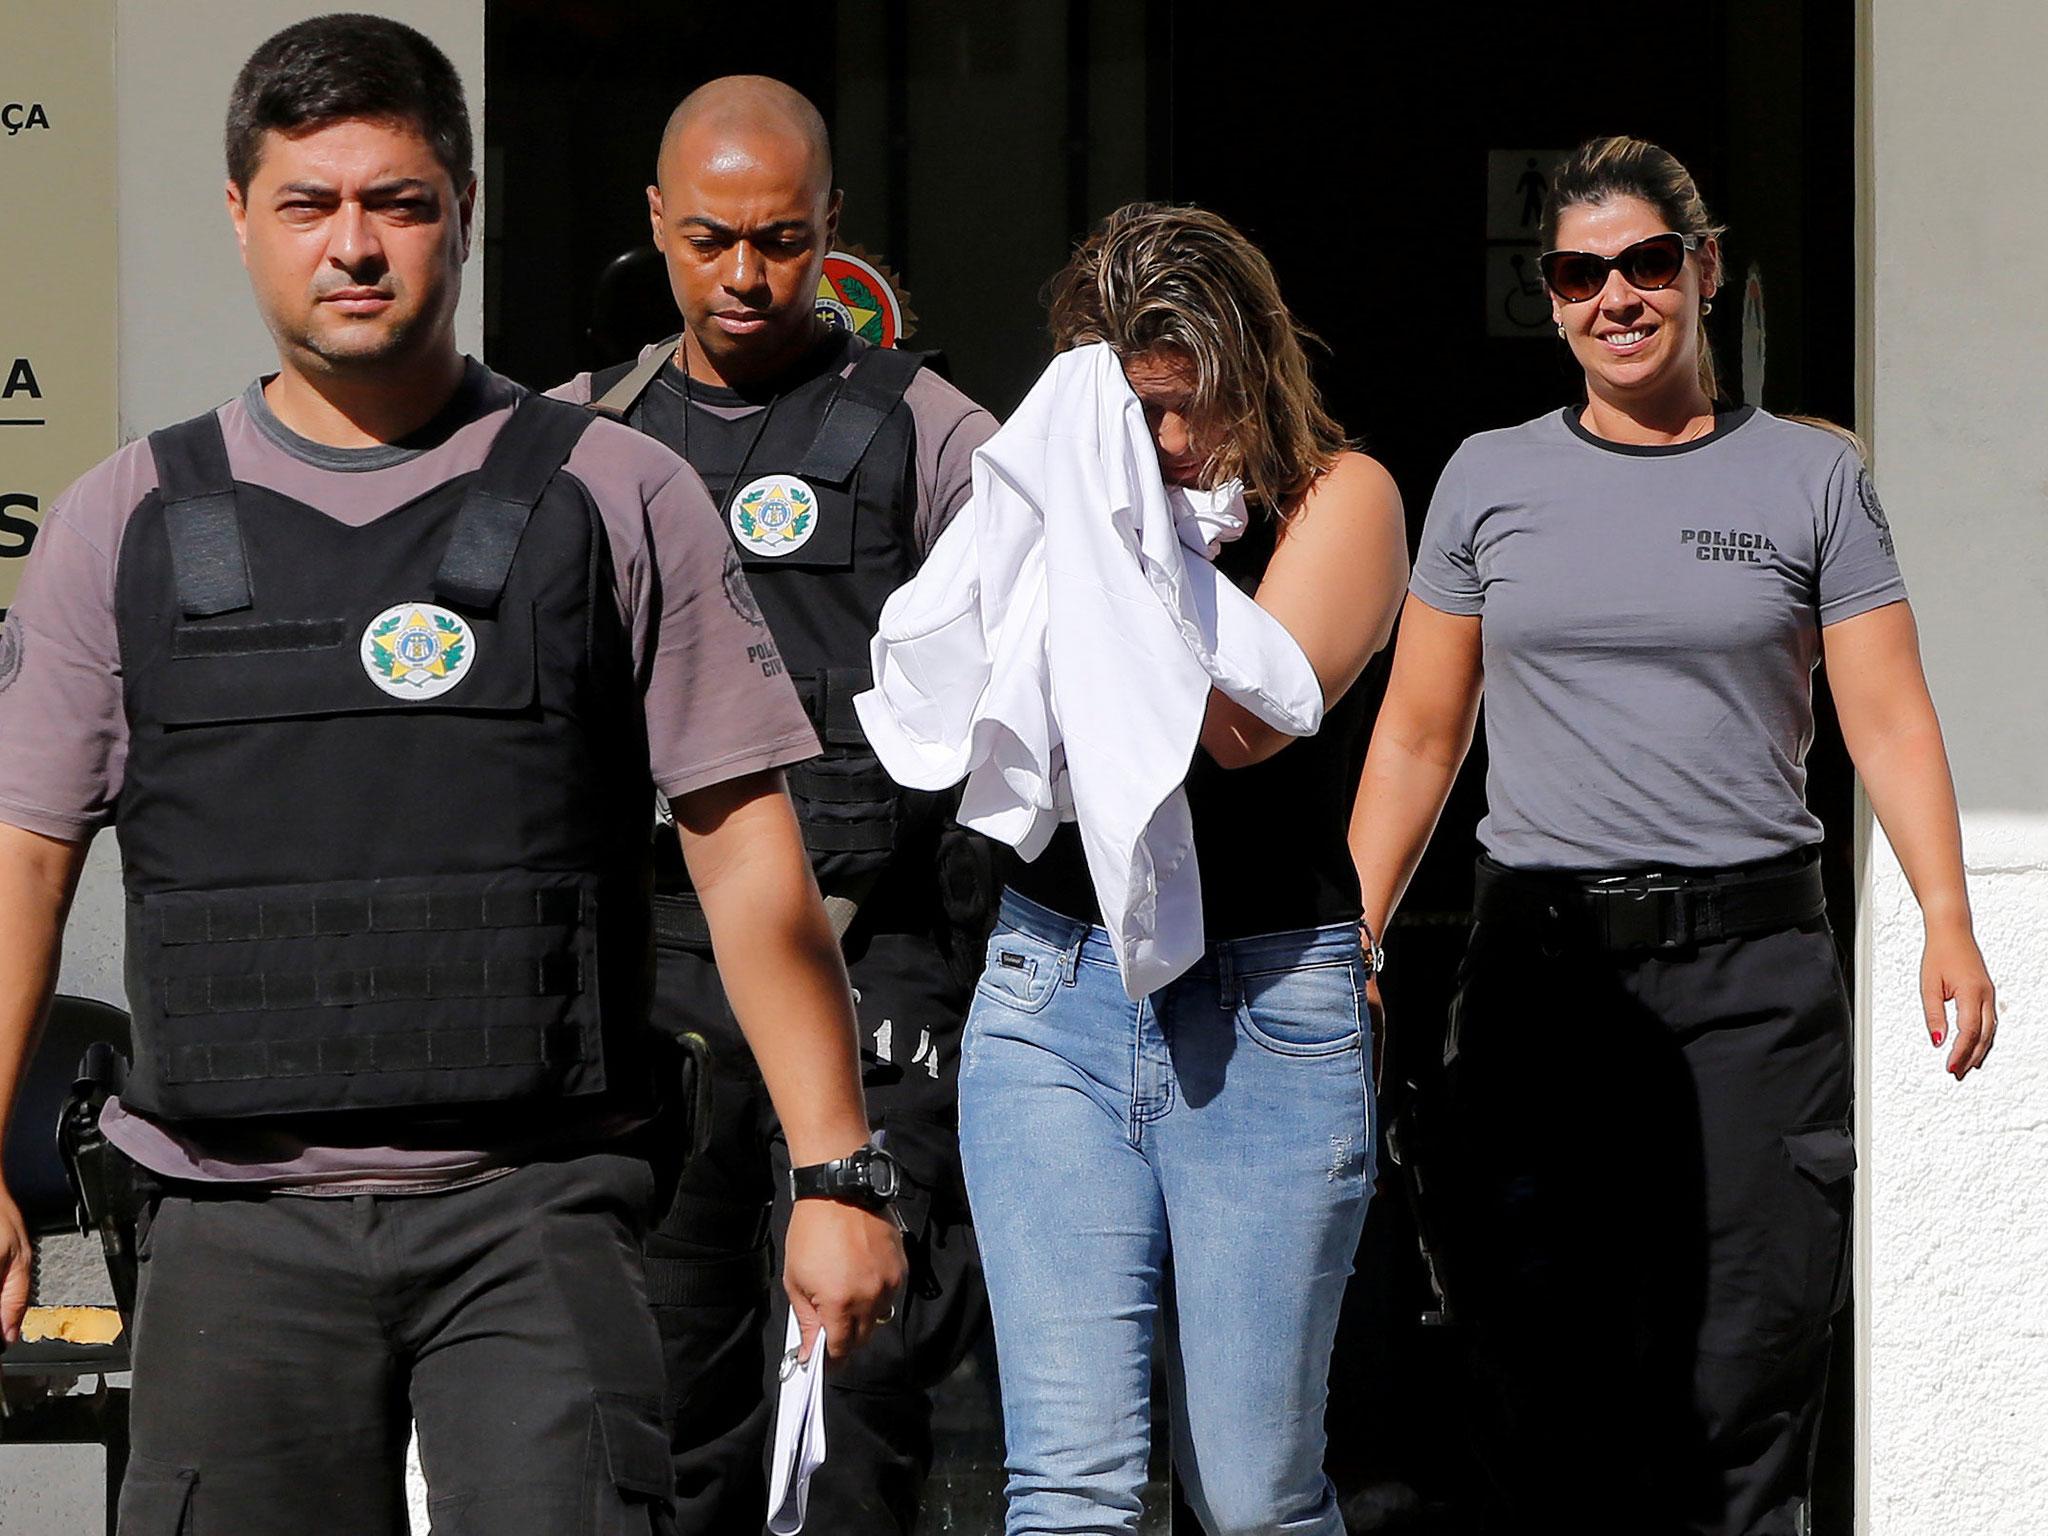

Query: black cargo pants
[
  {"left": 647, "top": 927, "right": 987, "bottom": 1536},
  {"left": 118, "top": 1151, "right": 673, "bottom": 1536},
  {"left": 1427, "top": 877, "right": 1854, "bottom": 1536}
]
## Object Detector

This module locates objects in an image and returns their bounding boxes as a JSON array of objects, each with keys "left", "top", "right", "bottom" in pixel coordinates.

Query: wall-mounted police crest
[
  {"left": 361, "top": 602, "right": 477, "bottom": 699},
  {"left": 731, "top": 474, "right": 820, "bottom": 558},
  {"left": 815, "top": 248, "right": 915, "bottom": 348}
]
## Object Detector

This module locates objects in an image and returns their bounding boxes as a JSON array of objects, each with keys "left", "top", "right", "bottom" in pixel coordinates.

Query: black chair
[{"left": 1, "top": 994, "right": 135, "bottom": 1533}]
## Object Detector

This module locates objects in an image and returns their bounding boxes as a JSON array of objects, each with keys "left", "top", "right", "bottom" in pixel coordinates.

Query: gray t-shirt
[
  {"left": 0, "top": 361, "right": 819, "bottom": 1188},
  {"left": 1410, "top": 405, "right": 1907, "bottom": 870}
]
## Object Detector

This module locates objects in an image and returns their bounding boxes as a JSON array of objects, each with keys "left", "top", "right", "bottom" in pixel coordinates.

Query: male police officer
[
  {"left": 0, "top": 21, "right": 900, "bottom": 1535},
  {"left": 552, "top": 77, "right": 997, "bottom": 1534}
]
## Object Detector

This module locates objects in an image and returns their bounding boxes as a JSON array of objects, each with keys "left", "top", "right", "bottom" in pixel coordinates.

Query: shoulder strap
[
  {"left": 589, "top": 336, "right": 682, "bottom": 420},
  {"left": 797, "top": 346, "right": 929, "bottom": 485},
  {"left": 146, "top": 412, "right": 253, "bottom": 619},
  {"left": 433, "top": 395, "right": 598, "bottom": 612}
]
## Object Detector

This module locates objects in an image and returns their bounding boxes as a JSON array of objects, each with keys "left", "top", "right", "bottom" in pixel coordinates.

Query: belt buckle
[{"left": 1594, "top": 876, "right": 1690, "bottom": 950}]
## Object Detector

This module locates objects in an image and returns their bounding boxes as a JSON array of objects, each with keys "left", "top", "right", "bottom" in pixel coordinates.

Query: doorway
[{"left": 484, "top": 3, "right": 1860, "bottom": 1528}]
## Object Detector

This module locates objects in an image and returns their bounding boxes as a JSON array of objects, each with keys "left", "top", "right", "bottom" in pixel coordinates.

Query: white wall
[{"left": 1863, "top": 3, "right": 2048, "bottom": 1530}]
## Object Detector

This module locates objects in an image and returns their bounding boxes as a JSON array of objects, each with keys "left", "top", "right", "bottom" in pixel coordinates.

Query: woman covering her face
[
  {"left": 957, "top": 203, "right": 1408, "bottom": 1535},
  {"left": 1352, "top": 137, "right": 1997, "bottom": 1534}
]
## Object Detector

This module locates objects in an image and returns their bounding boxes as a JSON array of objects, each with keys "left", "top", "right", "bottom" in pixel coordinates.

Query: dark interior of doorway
[{"left": 486, "top": 2, "right": 1859, "bottom": 1529}]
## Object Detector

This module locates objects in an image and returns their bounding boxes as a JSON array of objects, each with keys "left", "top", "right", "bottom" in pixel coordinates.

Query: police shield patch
[
  {"left": 730, "top": 473, "right": 820, "bottom": 558},
  {"left": 361, "top": 602, "right": 477, "bottom": 699}
]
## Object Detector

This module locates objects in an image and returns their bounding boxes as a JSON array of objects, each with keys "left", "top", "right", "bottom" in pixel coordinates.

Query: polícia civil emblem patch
[
  {"left": 730, "top": 474, "right": 820, "bottom": 558},
  {"left": 360, "top": 603, "right": 477, "bottom": 699}
]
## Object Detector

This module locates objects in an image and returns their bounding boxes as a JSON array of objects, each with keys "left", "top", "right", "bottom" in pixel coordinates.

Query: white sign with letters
[{"left": 0, "top": 1, "right": 119, "bottom": 610}]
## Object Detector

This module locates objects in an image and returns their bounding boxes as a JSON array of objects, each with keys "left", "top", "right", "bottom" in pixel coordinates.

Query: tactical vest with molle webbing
[
  {"left": 591, "top": 335, "right": 933, "bottom": 941},
  {"left": 112, "top": 395, "right": 658, "bottom": 1122}
]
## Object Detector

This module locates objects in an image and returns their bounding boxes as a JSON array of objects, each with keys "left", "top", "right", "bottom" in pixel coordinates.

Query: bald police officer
[{"left": 553, "top": 76, "right": 997, "bottom": 1535}]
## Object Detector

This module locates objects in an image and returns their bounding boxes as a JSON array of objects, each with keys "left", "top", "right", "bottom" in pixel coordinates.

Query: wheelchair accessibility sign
[
  {"left": 1488, "top": 246, "right": 1553, "bottom": 338},
  {"left": 1485, "top": 148, "right": 1569, "bottom": 340}
]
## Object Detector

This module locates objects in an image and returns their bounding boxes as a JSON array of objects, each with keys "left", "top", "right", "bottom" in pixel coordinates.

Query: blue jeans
[{"left": 958, "top": 891, "right": 1374, "bottom": 1536}]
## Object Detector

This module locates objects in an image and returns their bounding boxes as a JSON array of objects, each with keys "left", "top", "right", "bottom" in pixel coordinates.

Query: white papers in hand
[{"left": 766, "top": 1311, "right": 827, "bottom": 1534}]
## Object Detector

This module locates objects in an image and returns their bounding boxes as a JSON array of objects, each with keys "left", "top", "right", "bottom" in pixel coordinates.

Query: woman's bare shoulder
[{"left": 1288, "top": 449, "right": 1403, "bottom": 531}]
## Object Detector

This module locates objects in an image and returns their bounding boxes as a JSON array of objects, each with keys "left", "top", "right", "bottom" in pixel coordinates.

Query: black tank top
[{"left": 1006, "top": 515, "right": 1372, "bottom": 941}]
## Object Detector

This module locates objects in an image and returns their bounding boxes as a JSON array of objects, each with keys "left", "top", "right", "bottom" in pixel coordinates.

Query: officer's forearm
[
  {"left": 674, "top": 775, "right": 872, "bottom": 1167},
  {"left": 708, "top": 881, "right": 872, "bottom": 1167},
  {"left": 1350, "top": 599, "right": 1484, "bottom": 935},
  {"left": 1350, "top": 733, "right": 1464, "bottom": 937},
  {"left": 716, "top": 909, "right": 868, "bottom": 1163},
  {"left": 0, "top": 823, "right": 86, "bottom": 1159},
  {"left": 1823, "top": 603, "right": 1973, "bottom": 931}
]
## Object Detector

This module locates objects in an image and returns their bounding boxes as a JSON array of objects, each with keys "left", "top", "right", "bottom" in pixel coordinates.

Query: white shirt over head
[{"left": 855, "top": 342, "right": 1322, "bottom": 998}]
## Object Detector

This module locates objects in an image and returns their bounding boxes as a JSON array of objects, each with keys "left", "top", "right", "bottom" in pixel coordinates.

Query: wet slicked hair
[
  {"left": 1541, "top": 136, "right": 1727, "bottom": 401},
  {"left": 1047, "top": 202, "right": 1347, "bottom": 514},
  {"left": 225, "top": 14, "right": 473, "bottom": 193}
]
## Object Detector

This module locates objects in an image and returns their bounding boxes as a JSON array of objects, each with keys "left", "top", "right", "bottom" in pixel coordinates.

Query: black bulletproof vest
[
  {"left": 595, "top": 337, "right": 926, "bottom": 901},
  {"left": 113, "top": 396, "right": 656, "bottom": 1121}
]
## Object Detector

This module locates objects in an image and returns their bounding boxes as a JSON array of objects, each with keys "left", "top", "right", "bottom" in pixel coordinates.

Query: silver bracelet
[{"left": 1359, "top": 917, "right": 1386, "bottom": 976}]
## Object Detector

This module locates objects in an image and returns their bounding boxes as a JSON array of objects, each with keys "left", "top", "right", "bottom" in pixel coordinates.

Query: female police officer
[{"left": 1351, "top": 137, "right": 1996, "bottom": 1535}]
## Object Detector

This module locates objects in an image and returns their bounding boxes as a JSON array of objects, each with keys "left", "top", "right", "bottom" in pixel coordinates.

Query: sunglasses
[{"left": 1538, "top": 232, "right": 1700, "bottom": 304}]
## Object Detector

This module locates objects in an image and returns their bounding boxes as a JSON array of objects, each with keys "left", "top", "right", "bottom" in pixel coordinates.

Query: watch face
[
  {"left": 869, "top": 1151, "right": 901, "bottom": 1199},
  {"left": 793, "top": 1147, "right": 904, "bottom": 1207}
]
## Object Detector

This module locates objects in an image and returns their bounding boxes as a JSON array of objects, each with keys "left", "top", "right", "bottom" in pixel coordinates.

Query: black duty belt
[{"left": 1473, "top": 851, "right": 1826, "bottom": 952}]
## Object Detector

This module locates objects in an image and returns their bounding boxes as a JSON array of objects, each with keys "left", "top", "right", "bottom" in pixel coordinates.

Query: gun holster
[
  {"left": 1380, "top": 1000, "right": 1458, "bottom": 1330},
  {"left": 56, "top": 1042, "right": 143, "bottom": 1328},
  {"left": 673, "top": 1029, "right": 714, "bottom": 1165}
]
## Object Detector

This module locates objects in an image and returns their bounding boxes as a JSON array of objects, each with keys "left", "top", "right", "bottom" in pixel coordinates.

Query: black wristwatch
[{"left": 790, "top": 1144, "right": 904, "bottom": 1217}]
